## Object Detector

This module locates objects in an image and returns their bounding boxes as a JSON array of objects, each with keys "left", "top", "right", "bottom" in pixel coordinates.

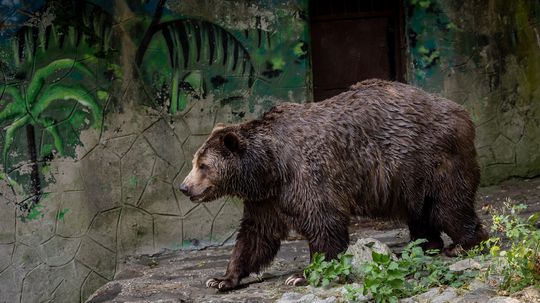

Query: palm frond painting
[
  {"left": 0, "top": 58, "right": 105, "bottom": 216},
  {"left": 136, "top": 0, "right": 258, "bottom": 114}
]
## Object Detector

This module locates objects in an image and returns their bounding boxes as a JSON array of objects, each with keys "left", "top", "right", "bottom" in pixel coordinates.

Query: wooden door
[{"left": 310, "top": 0, "right": 405, "bottom": 101}]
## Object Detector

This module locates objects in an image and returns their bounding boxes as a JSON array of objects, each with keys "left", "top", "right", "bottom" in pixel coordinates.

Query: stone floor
[{"left": 86, "top": 178, "right": 540, "bottom": 303}]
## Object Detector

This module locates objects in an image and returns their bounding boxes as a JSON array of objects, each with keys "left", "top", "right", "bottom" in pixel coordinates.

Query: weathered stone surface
[
  {"left": 431, "top": 287, "right": 459, "bottom": 303},
  {"left": 76, "top": 237, "right": 116, "bottom": 279},
  {"left": 56, "top": 191, "right": 99, "bottom": 238},
  {"left": 487, "top": 297, "right": 522, "bottom": 303},
  {"left": 210, "top": 199, "right": 242, "bottom": 244},
  {"left": 152, "top": 157, "right": 180, "bottom": 184},
  {"left": 102, "top": 134, "right": 138, "bottom": 159},
  {"left": 0, "top": 199, "right": 15, "bottom": 244},
  {"left": 12, "top": 243, "right": 42, "bottom": 277},
  {"left": 277, "top": 293, "right": 337, "bottom": 303},
  {"left": 82, "top": 271, "right": 109, "bottom": 303},
  {"left": 143, "top": 119, "right": 184, "bottom": 170},
  {"left": 403, "top": 287, "right": 442, "bottom": 303},
  {"left": 153, "top": 215, "right": 183, "bottom": 250},
  {"left": 88, "top": 208, "right": 121, "bottom": 252},
  {"left": 85, "top": 283, "right": 124, "bottom": 303},
  {"left": 183, "top": 97, "right": 218, "bottom": 135},
  {"left": 40, "top": 236, "right": 80, "bottom": 266},
  {"left": 182, "top": 206, "right": 213, "bottom": 248},
  {"left": 511, "top": 286, "right": 540, "bottom": 303},
  {"left": 0, "top": 244, "right": 13, "bottom": 273},
  {"left": 77, "top": 128, "right": 102, "bottom": 160},
  {"left": 455, "top": 287, "right": 497, "bottom": 303},
  {"left": 15, "top": 193, "right": 60, "bottom": 245},
  {"left": 138, "top": 178, "right": 180, "bottom": 215},
  {"left": 491, "top": 135, "right": 516, "bottom": 164},
  {"left": 0, "top": 268, "right": 20, "bottom": 303},
  {"left": 449, "top": 259, "right": 482, "bottom": 271},
  {"left": 118, "top": 206, "right": 154, "bottom": 256},
  {"left": 171, "top": 117, "right": 190, "bottom": 145},
  {"left": 121, "top": 137, "right": 156, "bottom": 205},
  {"left": 20, "top": 264, "right": 65, "bottom": 303},
  {"left": 45, "top": 160, "right": 85, "bottom": 192},
  {"left": 80, "top": 147, "right": 122, "bottom": 210}
]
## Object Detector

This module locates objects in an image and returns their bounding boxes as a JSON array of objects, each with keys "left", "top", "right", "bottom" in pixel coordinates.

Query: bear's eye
[{"left": 198, "top": 163, "right": 208, "bottom": 170}]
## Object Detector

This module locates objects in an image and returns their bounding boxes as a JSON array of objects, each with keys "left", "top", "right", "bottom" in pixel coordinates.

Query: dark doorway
[{"left": 309, "top": 0, "right": 405, "bottom": 101}]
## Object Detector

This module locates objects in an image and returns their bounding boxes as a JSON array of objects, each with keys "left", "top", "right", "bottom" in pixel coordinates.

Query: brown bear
[{"left": 180, "top": 79, "right": 488, "bottom": 291}]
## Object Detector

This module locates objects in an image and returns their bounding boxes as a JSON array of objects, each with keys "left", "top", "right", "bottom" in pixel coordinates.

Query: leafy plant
[
  {"left": 344, "top": 240, "right": 477, "bottom": 303},
  {"left": 304, "top": 252, "right": 352, "bottom": 287},
  {"left": 482, "top": 202, "right": 540, "bottom": 293}
]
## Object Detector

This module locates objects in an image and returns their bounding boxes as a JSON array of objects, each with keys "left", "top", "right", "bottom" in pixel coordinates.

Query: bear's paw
[
  {"left": 285, "top": 274, "right": 307, "bottom": 286},
  {"left": 205, "top": 277, "right": 237, "bottom": 291}
]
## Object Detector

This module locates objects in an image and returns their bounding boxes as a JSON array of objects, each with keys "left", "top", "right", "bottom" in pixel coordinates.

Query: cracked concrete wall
[
  {"left": 405, "top": 0, "right": 540, "bottom": 185},
  {"left": 0, "top": 0, "right": 309, "bottom": 302}
]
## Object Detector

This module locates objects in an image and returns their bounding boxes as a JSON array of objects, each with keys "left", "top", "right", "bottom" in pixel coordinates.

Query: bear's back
[{"left": 263, "top": 79, "right": 470, "bottom": 153}]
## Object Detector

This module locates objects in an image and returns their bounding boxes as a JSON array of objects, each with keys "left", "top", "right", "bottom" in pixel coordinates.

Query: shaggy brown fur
[{"left": 180, "top": 79, "right": 488, "bottom": 291}]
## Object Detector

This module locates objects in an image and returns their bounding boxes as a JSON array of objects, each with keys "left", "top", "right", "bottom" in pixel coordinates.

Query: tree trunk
[{"left": 26, "top": 124, "right": 41, "bottom": 210}]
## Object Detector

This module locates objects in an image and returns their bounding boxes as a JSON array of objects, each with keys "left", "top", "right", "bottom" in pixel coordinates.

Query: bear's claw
[
  {"left": 285, "top": 274, "right": 307, "bottom": 286},
  {"left": 205, "top": 278, "right": 220, "bottom": 288},
  {"left": 205, "top": 277, "right": 236, "bottom": 291}
]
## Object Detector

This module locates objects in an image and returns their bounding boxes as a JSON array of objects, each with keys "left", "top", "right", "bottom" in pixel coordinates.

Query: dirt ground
[{"left": 87, "top": 177, "right": 540, "bottom": 303}]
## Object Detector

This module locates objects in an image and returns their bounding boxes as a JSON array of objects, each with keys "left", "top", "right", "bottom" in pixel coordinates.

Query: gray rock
[
  {"left": 468, "top": 279, "right": 493, "bottom": 291},
  {"left": 449, "top": 259, "right": 482, "bottom": 272},
  {"left": 487, "top": 297, "right": 522, "bottom": 303},
  {"left": 511, "top": 286, "right": 540, "bottom": 303},
  {"left": 431, "top": 287, "right": 459, "bottom": 303},
  {"left": 276, "top": 293, "right": 337, "bottom": 303},
  {"left": 404, "top": 287, "right": 442, "bottom": 303},
  {"left": 317, "top": 296, "right": 337, "bottom": 303},
  {"left": 277, "top": 292, "right": 304, "bottom": 302},
  {"left": 346, "top": 238, "right": 395, "bottom": 276},
  {"left": 455, "top": 286, "right": 497, "bottom": 303}
]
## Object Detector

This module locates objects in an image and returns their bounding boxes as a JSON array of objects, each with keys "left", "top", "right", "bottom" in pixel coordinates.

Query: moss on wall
[{"left": 406, "top": 0, "right": 540, "bottom": 185}]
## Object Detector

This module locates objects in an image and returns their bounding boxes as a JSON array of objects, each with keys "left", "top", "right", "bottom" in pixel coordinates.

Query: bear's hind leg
[
  {"left": 206, "top": 201, "right": 288, "bottom": 291},
  {"left": 407, "top": 219, "right": 444, "bottom": 252},
  {"left": 431, "top": 187, "right": 488, "bottom": 256},
  {"left": 431, "top": 154, "right": 488, "bottom": 256}
]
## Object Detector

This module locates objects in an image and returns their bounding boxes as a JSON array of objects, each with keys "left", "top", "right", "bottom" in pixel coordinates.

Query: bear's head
[
  {"left": 180, "top": 123, "right": 277, "bottom": 203},
  {"left": 179, "top": 123, "right": 241, "bottom": 202}
]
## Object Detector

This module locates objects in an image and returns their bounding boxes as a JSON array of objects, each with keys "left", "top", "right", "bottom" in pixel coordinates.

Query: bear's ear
[
  {"left": 212, "top": 123, "right": 226, "bottom": 133},
  {"left": 223, "top": 132, "right": 244, "bottom": 154}
]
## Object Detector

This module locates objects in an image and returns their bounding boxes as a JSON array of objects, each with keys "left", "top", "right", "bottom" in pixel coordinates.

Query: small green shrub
[
  {"left": 345, "top": 240, "right": 477, "bottom": 303},
  {"left": 304, "top": 252, "right": 352, "bottom": 287},
  {"left": 481, "top": 202, "right": 540, "bottom": 293},
  {"left": 306, "top": 201, "right": 539, "bottom": 301}
]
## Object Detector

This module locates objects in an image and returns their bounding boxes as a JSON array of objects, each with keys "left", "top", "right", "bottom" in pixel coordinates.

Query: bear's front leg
[
  {"left": 206, "top": 201, "right": 287, "bottom": 291},
  {"left": 285, "top": 213, "right": 350, "bottom": 286}
]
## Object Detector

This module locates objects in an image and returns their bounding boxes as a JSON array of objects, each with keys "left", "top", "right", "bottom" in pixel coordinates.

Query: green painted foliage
[{"left": 0, "top": 58, "right": 103, "bottom": 165}]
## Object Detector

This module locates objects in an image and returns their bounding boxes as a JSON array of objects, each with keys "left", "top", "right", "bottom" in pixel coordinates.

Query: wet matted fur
[{"left": 180, "top": 79, "right": 488, "bottom": 291}]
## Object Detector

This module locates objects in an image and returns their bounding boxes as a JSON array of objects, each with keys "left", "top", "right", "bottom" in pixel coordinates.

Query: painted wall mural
[
  {"left": 1, "top": 0, "right": 539, "bottom": 301},
  {"left": 0, "top": 0, "right": 310, "bottom": 301}
]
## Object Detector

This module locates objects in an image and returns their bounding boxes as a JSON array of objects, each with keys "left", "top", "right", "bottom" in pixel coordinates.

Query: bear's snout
[{"left": 179, "top": 183, "right": 190, "bottom": 196}]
